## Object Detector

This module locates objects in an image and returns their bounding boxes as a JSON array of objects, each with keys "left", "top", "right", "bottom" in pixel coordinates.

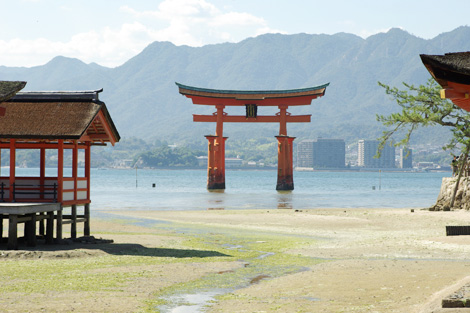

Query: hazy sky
[{"left": 1, "top": 0, "right": 469, "bottom": 68}]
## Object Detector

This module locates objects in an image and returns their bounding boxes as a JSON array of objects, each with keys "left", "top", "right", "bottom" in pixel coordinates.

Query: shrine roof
[
  {"left": 1, "top": 89, "right": 120, "bottom": 145},
  {"left": 0, "top": 81, "right": 27, "bottom": 102},
  {"left": 176, "top": 82, "right": 329, "bottom": 104},
  {"left": 9, "top": 89, "right": 102, "bottom": 102},
  {"left": 420, "top": 52, "right": 470, "bottom": 87}
]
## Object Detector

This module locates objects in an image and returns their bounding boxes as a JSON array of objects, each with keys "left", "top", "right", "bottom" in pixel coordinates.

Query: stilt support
[
  {"left": 71, "top": 205, "right": 77, "bottom": 239},
  {"left": 84, "top": 203, "right": 90, "bottom": 236}
]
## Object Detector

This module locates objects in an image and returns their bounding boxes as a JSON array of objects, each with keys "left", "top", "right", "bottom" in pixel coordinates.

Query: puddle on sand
[
  {"left": 159, "top": 290, "right": 228, "bottom": 313},
  {"left": 119, "top": 216, "right": 324, "bottom": 312},
  {"left": 256, "top": 252, "right": 275, "bottom": 259}
]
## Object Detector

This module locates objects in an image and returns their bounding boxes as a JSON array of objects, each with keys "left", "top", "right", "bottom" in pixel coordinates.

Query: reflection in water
[
  {"left": 208, "top": 189, "right": 225, "bottom": 194},
  {"left": 277, "top": 191, "right": 293, "bottom": 210},
  {"left": 207, "top": 190, "right": 225, "bottom": 210}
]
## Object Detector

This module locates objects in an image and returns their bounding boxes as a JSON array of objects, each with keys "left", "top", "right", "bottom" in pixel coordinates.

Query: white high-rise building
[{"left": 358, "top": 140, "right": 395, "bottom": 168}]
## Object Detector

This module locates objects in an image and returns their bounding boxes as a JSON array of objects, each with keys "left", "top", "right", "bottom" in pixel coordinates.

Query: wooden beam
[
  {"left": 441, "top": 88, "right": 470, "bottom": 100},
  {"left": 0, "top": 142, "right": 88, "bottom": 149},
  {"left": 97, "top": 111, "right": 117, "bottom": 145},
  {"left": 193, "top": 114, "right": 311, "bottom": 123},
  {"left": 187, "top": 94, "right": 320, "bottom": 106},
  {"left": 80, "top": 134, "right": 111, "bottom": 141}
]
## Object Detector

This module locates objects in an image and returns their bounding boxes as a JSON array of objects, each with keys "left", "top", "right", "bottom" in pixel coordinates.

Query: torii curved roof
[{"left": 176, "top": 82, "right": 329, "bottom": 106}]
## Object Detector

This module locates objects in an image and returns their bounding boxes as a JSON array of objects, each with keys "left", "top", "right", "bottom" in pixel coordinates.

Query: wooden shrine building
[
  {"left": 421, "top": 52, "right": 470, "bottom": 111},
  {"left": 0, "top": 81, "right": 120, "bottom": 249},
  {"left": 177, "top": 82, "right": 329, "bottom": 190}
]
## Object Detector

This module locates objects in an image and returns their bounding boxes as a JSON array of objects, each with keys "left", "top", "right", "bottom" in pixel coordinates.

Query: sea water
[
  {"left": 8, "top": 168, "right": 448, "bottom": 211},
  {"left": 88, "top": 168, "right": 447, "bottom": 211}
]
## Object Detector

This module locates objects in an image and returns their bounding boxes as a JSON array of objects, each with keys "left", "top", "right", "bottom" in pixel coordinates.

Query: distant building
[
  {"left": 297, "top": 138, "right": 345, "bottom": 168},
  {"left": 196, "top": 156, "right": 243, "bottom": 168},
  {"left": 313, "top": 138, "right": 345, "bottom": 168},
  {"left": 114, "top": 159, "right": 134, "bottom": 168},
  {"left": 226, "top": 157, "right": 243, "bottom": 167},
  {"left": 296, "top": 140, "right": 314, "bottom": 168},
  {"left": 417, "top": 161, "right": 435, "bottom": 170},
  {"left": 357, "top": 140, "right": 395, "bottom": 168},
  {"left": 196, "top": 156, "right": 207, "bottom": 167},
  {"left": 400, "top": 148, "right": 413, "bottom": 168}
]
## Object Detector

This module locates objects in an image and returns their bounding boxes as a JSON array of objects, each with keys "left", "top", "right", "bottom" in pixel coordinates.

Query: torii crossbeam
[{"left": 177, "top": 82, "right": 329, "bottom": 191}]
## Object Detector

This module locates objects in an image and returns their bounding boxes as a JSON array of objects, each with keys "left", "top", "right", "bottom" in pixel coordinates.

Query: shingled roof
[
  {"left": 420, "top": 52, "right": 470, "bottom": 87},
  {"left": 0, "top": 81, "right": 26, "bottom": 102},
  {"left": 1, "top": 90, "right": 120, "bottom": 145}
]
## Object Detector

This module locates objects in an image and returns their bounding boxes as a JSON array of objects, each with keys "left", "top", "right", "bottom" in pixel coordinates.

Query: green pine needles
[{"left": 377, "top": 78, "right": 470, "bottom": 156}]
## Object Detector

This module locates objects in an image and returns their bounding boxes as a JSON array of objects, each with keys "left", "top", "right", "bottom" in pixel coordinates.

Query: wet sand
[{"left": 1, "top": 208, "right": 470, "bottom": 312}]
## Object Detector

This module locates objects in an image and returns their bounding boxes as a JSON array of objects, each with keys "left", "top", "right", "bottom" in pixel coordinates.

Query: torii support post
[
  {"left": 205, "top": 135, "right": 228, "bottom": 190},
  {"left": 276, "top": 135, "right": 295, "bottom": 191}
]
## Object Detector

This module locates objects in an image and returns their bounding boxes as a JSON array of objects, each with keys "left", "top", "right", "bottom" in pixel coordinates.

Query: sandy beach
[{"left": 1, "top": 208, "right": 470, "bottom": 312}]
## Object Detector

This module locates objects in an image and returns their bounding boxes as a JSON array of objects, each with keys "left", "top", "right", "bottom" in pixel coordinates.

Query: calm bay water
[
  {"left": 86, "top": 168, "right": 447, "bottom": 211},
  {"left": 7, "top": 167, "right": 448, "bottom": 211}
]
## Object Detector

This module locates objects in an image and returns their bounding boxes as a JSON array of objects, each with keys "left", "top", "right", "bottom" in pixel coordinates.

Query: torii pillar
[
  {"left": 276, "top": 104, "right": 295, "bottom": 190},
  {"left": 276, "top": 135, "right": 295, "bottom": 190},
  {"left": 204, "top": 104, "right": 227, "bottom": 189}
]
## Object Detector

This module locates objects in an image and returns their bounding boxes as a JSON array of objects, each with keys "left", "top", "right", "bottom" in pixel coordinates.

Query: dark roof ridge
[
  {"left": 0, "top": 81, "right": 27, "bottom": 102},
  {"left": 175, "top": 82, "right": 330, "bottom": 95},
  {"left": 9, "top": 89, "right": 103, "bottom": 103},
  {"left": 421, "top": 52, "right": 470, "bottom": 76},
  {"left": 421, "top": 52, "right": 470, "bottom": 86}
]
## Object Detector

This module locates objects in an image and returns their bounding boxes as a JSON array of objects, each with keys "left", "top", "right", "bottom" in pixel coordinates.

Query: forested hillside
[{"left": 2, "top": 26, "right": 470, "bottom": 149}]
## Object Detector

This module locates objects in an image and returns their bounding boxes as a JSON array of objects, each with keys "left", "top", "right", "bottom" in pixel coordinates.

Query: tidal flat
[{"left": 1, "top": 208, "right": 470, "bottom": 312}]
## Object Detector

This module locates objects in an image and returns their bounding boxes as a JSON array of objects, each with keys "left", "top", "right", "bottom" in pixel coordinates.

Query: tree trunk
[{"left": 450, "top": 152, "right": 469, "bottom": 210}]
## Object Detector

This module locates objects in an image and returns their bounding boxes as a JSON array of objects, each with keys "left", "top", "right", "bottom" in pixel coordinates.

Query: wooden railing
[
  {"left": 0, "top": 177, "right": 89, "bottom": 204},
  {"left": 1, "top": 182, "right": 57, "bottom": 202}
]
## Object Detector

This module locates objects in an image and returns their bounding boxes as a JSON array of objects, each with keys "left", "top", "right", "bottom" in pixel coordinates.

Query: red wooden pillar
[
  {"left": 39, "top": 147, "right": 46, "bottom": 235},
  {"left": 279, "top": 105, "right": 288, "bottom": 136},
  {"left": 9, "top": 139, "right": 15, "bottom": 201},
  {"left": 71, "top": 140, "right": 78, "bottom": 238},
  {"left": 276, "top": 135, "right": 295, "bottom": 191},
  {"left": 40, "top": 148, "right": 46, "bottom": 200},
  {"left": 219, "top": 136, "right": 227, "bottom": 184},
  {"left": 57, "top": 140, "right": 64, "bottom": 203},
  {"left": 72, "top": 140, "right": 78, "bottom": 201},
  {"left": 204, "top": 104, "right": 227, "bottom": 190},
  {"left": 84, "top": 141, "right": 91, "bottom": 236},
  {"left": 205, "top": 135, "right": 227, "bottom": 190},
  {"left": 215, "top": 104, "right": 226, "bottom": 189},
  {"left": 85, "top": 142, "right": 91, "bottom": 201}
]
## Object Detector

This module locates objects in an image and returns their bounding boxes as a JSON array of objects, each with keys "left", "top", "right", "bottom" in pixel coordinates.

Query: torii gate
[{"left": 176, "top": 82, "right": 329, "bottom": 190}]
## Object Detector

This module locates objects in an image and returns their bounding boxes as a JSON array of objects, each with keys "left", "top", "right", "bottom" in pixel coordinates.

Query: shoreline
[{"left": 1, "top": 208, "right": 470, "bottom": 312}]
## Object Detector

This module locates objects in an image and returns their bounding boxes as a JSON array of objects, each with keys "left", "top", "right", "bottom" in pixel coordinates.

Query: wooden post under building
[{"left": 177, "top": 82, "right": 329, "bottom": 191}]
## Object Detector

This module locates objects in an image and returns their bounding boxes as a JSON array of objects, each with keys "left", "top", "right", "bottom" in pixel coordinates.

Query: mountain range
[{"left": 2, "top": 26, "right": 470, "bottom": 148}]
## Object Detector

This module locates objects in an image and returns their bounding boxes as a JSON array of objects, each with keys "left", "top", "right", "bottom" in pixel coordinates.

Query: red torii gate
[{"left": 176, "top": 82, "right": 329, "bottom": 190}]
